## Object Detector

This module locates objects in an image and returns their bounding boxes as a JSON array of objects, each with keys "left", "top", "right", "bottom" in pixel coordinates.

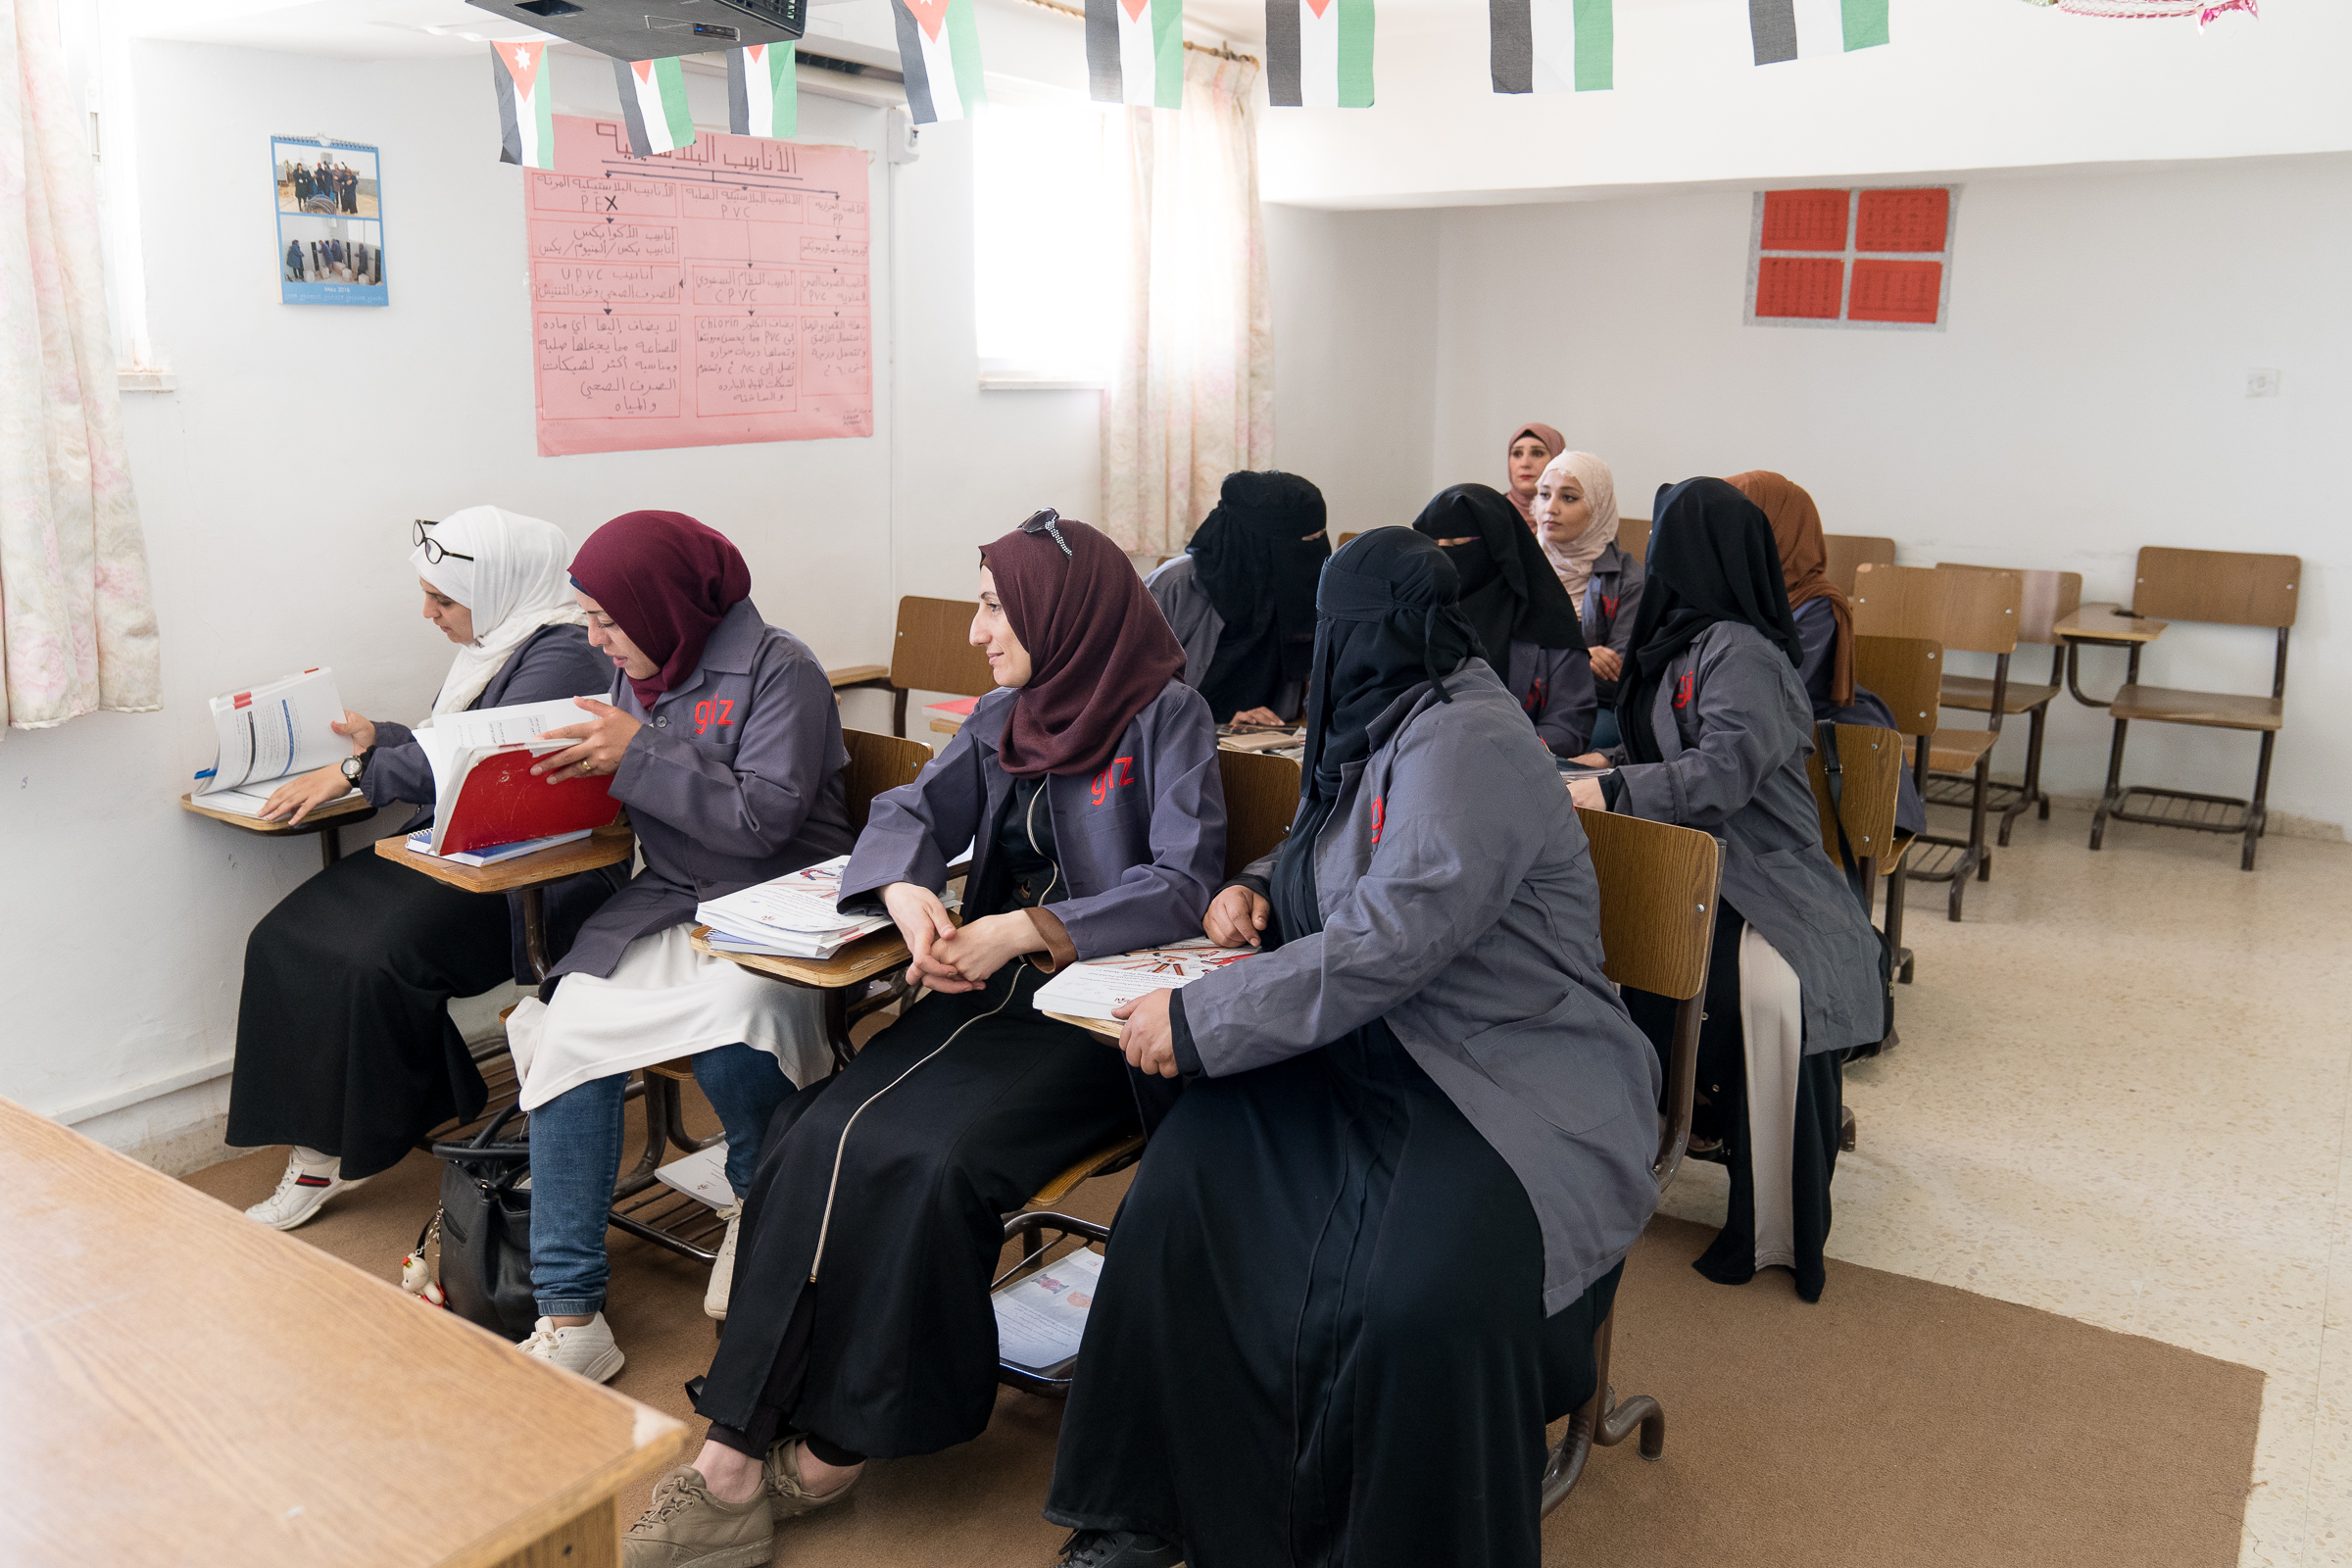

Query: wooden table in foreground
[
  {"left": 0, "top": 1097, "right": 685, "bottom": 1568},
  {"left": 2054, "top": 601, "right": 2170, "bottom": 709},
  {"left": 180, "top": 788, "right": 377, "bottom": 869},
  {"left": 376, "top": 821, "right": 636, "bottom": 979}
]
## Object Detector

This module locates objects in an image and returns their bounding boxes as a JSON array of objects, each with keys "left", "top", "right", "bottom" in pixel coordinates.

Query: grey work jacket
[
  {"left": 1607, "top": 620, "right": 1885, "bottom": 1054},
  {"left": 1581, "top": 544, "right": 1644, "bottom": 703},
  {"left": 551, "top": 599, "right": 855, "bottom": 980},
  {"left": 839, "top": 679, "right": 1225, "bottom": 958},
  {"left": 1505, "top": 641, "right": 1598, "bottom": 758},
  {"left": 1792, "top": 597, "right": 1926, "bottom": 837},
  {"left": 1144, "top": 555, "right": 1305, "bottom": 723},
  {"left": 365, "top": 622, "right": 621, "bottom": 983},
  {"left": 1179, "top": 662, "right": 1662, "bottom": 1314}
]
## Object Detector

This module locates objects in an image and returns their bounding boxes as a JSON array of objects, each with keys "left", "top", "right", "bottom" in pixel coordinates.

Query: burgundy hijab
[
  {"left": 984, "top": 511, "right": 1187, "bottom": 778},
  {"left": 569, "top": 510, "right": 753, "bottom": 710},
  {"left": 1504, "top": 421, "right": 1566, "bottom": 525}
]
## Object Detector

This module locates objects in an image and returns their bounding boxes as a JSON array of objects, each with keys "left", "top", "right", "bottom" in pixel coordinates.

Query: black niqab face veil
[
  {"left": 1187, "top": 470, "right": 1331, "bottom": 721},
  {"left": 1410, "top": 483, "right": 1585, "bottom": 672},
  {"left": 1267, "top": 529, "right": 1480, "bottom": 947},
  {"left": 1614, "top": 477, "right": 1804, "bottom": 764}
]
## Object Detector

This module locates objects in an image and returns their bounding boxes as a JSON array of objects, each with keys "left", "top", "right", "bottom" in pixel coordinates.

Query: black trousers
[{"left": 1045, "top": 1022, "right": 1621, "bottom": 1568}]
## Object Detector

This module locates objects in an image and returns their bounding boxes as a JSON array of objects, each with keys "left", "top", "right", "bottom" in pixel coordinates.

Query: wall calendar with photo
[{"left": 274, "top": 135, "right": 387, "bottom": 307}]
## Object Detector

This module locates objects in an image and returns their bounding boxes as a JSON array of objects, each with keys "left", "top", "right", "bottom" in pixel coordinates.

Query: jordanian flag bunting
[
  {"left": 491, "top": 41, "right": 554, "bottom": 169},
  {"left": 1265, "top": 0, "right": 1374, "bottom": 108},
  {"left": 1491, "top": 0, "right": 1611, "bottom": 93},
  {"left": 614, "top": 56, "right": 695, "bottom": 155},
  {"left": 891, "top": 0, "right": 987, "bottom": 123},
  {"left": 1749, "top": 0, "right": 1888, "bottom": 64},
  {"left": 1087, "top": 0, "right": 1184, "bottom": 109},
  {"left": 728, "top": 42, "right": 798, "bottom": 137}
]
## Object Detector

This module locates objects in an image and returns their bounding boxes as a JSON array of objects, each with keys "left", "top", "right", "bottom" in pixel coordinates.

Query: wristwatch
[{"left": 341, "top": 746, "right": 376, "bottom": 787}]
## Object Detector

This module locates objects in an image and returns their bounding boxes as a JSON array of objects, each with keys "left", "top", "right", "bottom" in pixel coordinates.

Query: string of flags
[{"left": 489, "top": 0, "right": 2261, "bottom": 160}]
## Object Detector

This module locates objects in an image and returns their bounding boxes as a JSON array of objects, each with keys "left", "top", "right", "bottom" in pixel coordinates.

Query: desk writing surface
[
  {"left": 0, "top": 1097, "right": 684, "bottom": 1568},
  {"left": 179, "top": 789, "right": 375, "bottom": 834},
  {"left": 691, "top": 922, "right": 912, "bottom": 989},
  {"left": 374, "top": 820, "right": 636, "bottom": 894},
  {"left": 2053, "top": 602, "right": 2169, "bottom": 645},
  {"left": 1045, "top": 1009, "right": 1122, "bottom": 1042}
]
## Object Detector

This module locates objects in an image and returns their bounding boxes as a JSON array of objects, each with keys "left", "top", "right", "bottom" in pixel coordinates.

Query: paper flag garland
[
  {"left": 728, "top": 42, "right": 798, "bottom": 137},
  {"left": 1749, "top": 0, "right": 1888, "bottom": 64},
  {"left": 613, "top": 56, "right": 695, "bottom": 155},
  {"left": 1491, "top": 0, "right": 1611, "bottom": 93},
  {"left": 1265, "top": 0, "right": 1375, "bottom": 108},
  {"left": 891, "top": 0, "right": 987, "bottom": 123},
  {"left": 1088, "top": 0, "right": 1186, "bottom": 109},
  {"left": 490, "top": 41, "right": 554, "bottom": 169}
]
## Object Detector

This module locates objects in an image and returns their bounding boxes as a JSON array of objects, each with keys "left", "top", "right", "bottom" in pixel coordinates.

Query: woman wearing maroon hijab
[
  {"left": 504, "top": 510, "right": 856, "bottom": 1386},
  {"left": 625, "top": 511, "right": 1227, "bottom": 1567}
]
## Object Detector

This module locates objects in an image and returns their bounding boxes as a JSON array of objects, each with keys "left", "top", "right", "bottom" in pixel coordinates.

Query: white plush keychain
[{"left": 402, "top": 1209, "right": 450, "bottom": 1309}]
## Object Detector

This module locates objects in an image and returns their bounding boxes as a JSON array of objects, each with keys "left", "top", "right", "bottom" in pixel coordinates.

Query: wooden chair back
[
  {"left": 1851, "top": 562, "right": 2020, "bottom": 657},
  {"left": 1616, "top": 516, "right": 1649, "bottom": 563},
  {"left": 1806, "top": 722, "right": 1904, "bottom": 871},
  {"left": 1852, "top": 635, "right": 1943, "bottom": 739},
  {"left": 841, "top": 729, "right": 931, "bottom": 831},
  {"left": 1335, "top": 531, "right": 1359, "bottom": 549},
  {"left": 1216, "top": 749, "right": 1301, "bottom": 878},
  {"left": 1824, "top": 534, "right": 1896, "bottom": 596},
  {"left": 1936, "top": 564, "right": 2082, "bottom": 646},
  {"left": 888, "top": 596, "right": 996, "bottom": 700},
  {"left": 2130, "top": 547, "right": 2300, "bottom": 629}
]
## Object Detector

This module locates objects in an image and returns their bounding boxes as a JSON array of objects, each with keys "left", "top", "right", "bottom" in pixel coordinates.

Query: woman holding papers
[
  {"left": 1043, "top": 528, "right": 1661, "bottom": 1568},
  {"left": 503, "top": 510, "right": 853, "bottom": 1386},
  {"left": 1144, "top": 469, "right": 1330, "bottom": 725},
  {"left": 1411, "top": 481, "right": 1597, "bottom": 757},
  {"left": 226, "top": 507, "right": 612, "bottom": 1231},
  {"left": 620, "top": 511, "right": 1224, "bottom": 1568}
]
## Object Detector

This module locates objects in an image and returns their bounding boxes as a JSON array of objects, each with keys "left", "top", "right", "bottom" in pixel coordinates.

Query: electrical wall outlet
[{"left": 2246, "top": 368, "right": 2281, "bottom": 398}]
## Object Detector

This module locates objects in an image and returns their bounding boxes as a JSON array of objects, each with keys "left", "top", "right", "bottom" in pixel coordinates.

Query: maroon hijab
[
  {"left": 984, "top": 511, "right": 1187, "bottom": 778},
  {"left": 569, "top": 510, "right": 752, "bottom": 710}
]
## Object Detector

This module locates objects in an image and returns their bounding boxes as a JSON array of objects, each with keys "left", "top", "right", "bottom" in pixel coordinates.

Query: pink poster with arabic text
[{"left": 526, "top": 115, "right": 872, "bottom": 457}]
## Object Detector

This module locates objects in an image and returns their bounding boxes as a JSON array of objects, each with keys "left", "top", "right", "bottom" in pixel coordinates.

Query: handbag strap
[{"left": 1817, "top": 722, "right": 1872, "bottom": 911}]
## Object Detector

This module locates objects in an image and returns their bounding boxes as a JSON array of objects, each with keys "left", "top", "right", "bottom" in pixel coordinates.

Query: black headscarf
[
  {"left": 1186, "top": 470, "right": 1330, "bottom": 721},
  {"left": 1410, "top": 483, "right": 1585, "bottom": 672},
  {"left": 1267, "top": 529, "right": 1480, "bottom": 947},
  {"left": 1614, "top": 477, "right": 1804, "bottom": 764}
]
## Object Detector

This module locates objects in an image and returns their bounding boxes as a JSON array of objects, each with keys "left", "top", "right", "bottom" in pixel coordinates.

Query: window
[{"left": 972, "top": 102, "right": 1115, "bottom": 389}]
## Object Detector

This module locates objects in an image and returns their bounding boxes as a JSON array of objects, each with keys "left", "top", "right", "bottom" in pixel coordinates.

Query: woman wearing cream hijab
[{"left": 1536, "top": 451, "right": 1642, "bottom": 749}]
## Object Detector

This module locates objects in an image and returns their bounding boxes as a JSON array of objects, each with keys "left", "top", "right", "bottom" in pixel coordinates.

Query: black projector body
[{"left": 466, "top": 0, "right": 806, "bottom": 60}]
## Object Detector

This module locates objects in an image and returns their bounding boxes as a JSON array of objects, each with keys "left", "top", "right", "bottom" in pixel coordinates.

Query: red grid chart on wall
[{"left": 1746, "top": 185, "right": 1957, "bottom": 331}]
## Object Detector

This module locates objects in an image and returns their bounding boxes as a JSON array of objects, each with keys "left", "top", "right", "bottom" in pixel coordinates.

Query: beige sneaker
[
  {"left": 764, "top": 1436, "right": 862, "bottom": 1521},
  {"left": 705, "top": 1202, "right": 743, "bottom": 1321},
  {"left": 622, "top": 1466, "right": 773, "bottom": 1568}
]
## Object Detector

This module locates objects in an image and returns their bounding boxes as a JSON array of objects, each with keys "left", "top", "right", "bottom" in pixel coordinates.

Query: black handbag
[{"left": 424, "top": 1106, "right": 538, "bottom": 1342}]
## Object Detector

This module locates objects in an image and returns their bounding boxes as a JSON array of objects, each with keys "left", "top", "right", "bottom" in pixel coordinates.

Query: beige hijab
[{"left": 1535, "top": 451, "right": 1620, "bottom": 608}]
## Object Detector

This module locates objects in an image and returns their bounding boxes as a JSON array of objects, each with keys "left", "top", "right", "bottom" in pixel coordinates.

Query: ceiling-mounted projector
[{"left": 466, "top": 0, "right": 805, "bottom": 60}]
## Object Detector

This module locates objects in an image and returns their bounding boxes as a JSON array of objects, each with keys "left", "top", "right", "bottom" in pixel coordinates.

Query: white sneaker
[
  {"left": 244, "top": 1150, "right": 368, "bottom": 1231},
  {"left": 705, "top": 1202, "right": 743, "bottom": 1322},
  {"left": 522, "top": 1313, "right": 626, "bottom": 1384}
]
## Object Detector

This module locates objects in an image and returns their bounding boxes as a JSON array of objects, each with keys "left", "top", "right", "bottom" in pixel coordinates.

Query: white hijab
[
  {"left": 411, "top": 506, "right": 587, "bottom": 723},
  {"left": 1535, "top": 451, "right": 1621, "bottom": 611}
]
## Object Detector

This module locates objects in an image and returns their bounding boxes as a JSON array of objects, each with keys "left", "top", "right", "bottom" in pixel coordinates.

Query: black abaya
[{"left": 224, "top": 850, "right": 512, "bottom": 1179}]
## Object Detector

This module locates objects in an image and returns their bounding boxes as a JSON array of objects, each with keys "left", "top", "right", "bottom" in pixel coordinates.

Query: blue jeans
[
  {"left": 529, "top": 1044, "right": 791, "bottom": 1317},
  {"left": 1589, "top": 708, "right": 1621, "bottom": 753}
]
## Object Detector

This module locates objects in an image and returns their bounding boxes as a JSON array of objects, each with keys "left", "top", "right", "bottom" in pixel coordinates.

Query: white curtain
[
  {"left": 0, "top": 0, "right": 159, "bottom": 732},
  {"left": 1098, "top": 51, "right": 1275, "bottom": 558}
]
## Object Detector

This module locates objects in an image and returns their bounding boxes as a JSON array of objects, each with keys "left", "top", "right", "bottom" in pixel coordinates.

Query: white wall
[
  {"left": 0, "top": 34, "right": 1102, "bottom": 1153},
  {"left": 1385, "top": 154, "right": 2345, "bottom": 826}
]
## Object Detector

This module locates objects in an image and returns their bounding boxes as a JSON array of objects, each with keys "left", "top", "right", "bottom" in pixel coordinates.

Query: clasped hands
[{"left": 880, "top": 883, "right": 1044, "bottom": 996}]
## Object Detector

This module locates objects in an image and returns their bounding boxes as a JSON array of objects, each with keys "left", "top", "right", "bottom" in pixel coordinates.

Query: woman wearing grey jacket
[
  {"left": 1043, "top": 529, "right": 1661, "bottom": 1568},
  {"left": 1575, "top": 477, "right": 1885, "bottom": 1302}
]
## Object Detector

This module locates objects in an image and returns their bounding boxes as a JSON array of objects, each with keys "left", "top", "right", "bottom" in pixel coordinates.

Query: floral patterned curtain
[
  {"left": 1097, "top": 51, "right": 1275, "bottom": 558},
  {"left": 1, "top": 0, "right": 160, "bottom": 732}
]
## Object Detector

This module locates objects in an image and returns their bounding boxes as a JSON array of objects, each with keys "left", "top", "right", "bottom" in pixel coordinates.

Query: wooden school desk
[
  {"left": 0, "top": 1096, "right": 686, "bottom": 1568},
  {"left": 179, "top": 788, "right": 376, "bottom": 870},
  {"left": 2054, "top": 602, "right": 2168, "bottom": 709},
  {"left": 374, "top": 820, "right": 636, "bottom": 981}
]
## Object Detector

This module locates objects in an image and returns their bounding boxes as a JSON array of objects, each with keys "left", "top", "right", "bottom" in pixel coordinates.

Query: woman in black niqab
[{"left": 1186, "top": 471, "right": 1331, "bottom": 722}]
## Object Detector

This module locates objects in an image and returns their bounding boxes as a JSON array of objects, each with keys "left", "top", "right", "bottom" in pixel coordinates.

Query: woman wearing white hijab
[
  {"left": 225, "top": 508, "right": 617, "bottom": 1232},
  {"left": 1536, "top": 452, "right": 1644, "bottom": 751}
]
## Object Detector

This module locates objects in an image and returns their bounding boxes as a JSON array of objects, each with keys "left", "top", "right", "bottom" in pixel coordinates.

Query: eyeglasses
[
  {"left": 1019, "top": 508, "right": 1072, "bottom": 559},
  {"left": 413, "top": 518, "right": 473, "bottom": 564}
]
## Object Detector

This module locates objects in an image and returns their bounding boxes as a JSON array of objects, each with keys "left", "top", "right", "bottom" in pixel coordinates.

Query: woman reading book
[
  {"left": 1044, "top": 528, "right": 1661, "bottom": 1568},
  {"left": 503, "top": 510, "right": 854, "bottom": 1385},
  {"left": 1144, "top": 469, "right": 1329, "bottom": 726},
  {"left": 619, "top": 511, "right": 1225, "bottom": 1568},
  {"left": 226, "top": 507, "right": 616, "bottom": 1231}
]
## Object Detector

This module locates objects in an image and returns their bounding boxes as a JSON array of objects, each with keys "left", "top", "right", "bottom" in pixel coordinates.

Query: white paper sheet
[
  {"left": 992, "top": 1246, "right": 1104, "bottom": 1373},
  {"left": 1030, "top": 937, "right": 1259, "bottom": 1022},
  {"left": 653, "top": 1141, "right": 734, "bottom": 1208}
]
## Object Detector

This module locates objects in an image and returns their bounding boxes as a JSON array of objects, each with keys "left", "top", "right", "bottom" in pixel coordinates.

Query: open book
[
  {"left": 697, "top": 855, "right": 903, "bottom": 961},
  {"left": 1031, "top": 936, "right": 1259, "bottom": 1022},
  {"left": 409, "top": 695, "right": 621, "bottom": 857},
  {"left": 192, "top": 667, "right": 349, "bottom": 814}
]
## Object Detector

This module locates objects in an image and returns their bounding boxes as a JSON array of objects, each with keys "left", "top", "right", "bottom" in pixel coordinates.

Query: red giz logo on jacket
[
  {"left": 1090, "top": 756, "right": 1136, "bottom": 806},
  {"left": 1673, "top": 672, "right": 1695, "bottom": 710},
  {"left": 1369, "top": 796, "right": 1385, "bottom": 844},
  {"left": 1600, "top": 595, "right": 1618, "bottom": 619},
  {"left": 1523, "top": 679, "right": 1547, "bottom": 716},
  {"left": 693, "top": 698, "right": 736, "bottom": 736}
]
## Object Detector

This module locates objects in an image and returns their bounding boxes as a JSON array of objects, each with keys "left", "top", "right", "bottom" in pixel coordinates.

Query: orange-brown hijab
[{"left": 1727, "top": 470, "right": 1852, "bottom": 706}]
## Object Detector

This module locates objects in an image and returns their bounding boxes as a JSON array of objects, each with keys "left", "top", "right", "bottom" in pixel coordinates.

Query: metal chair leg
[
  {"left": 1884, "top": 858, "right": 1912, "bottom": 984},
  {"left": 2089, "top": 718, "right": 2129, "bottom": 851},
  {"left": 2244, "top": 730, "right": 2277, "bottom": 872},
  {"left": 2024, "top": 702, "right": 2051, "bottom": 827},
  {"left": 1970, "top": 759, "right": 1993, "bottom": 885}
]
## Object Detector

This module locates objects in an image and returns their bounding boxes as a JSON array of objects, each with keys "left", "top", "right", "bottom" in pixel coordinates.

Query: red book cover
[
  {"left": 438, "top": 746, "right": 620, "bottom": 856},
  {"left": 1847, "top": 260, "right": 1943, "bottom": 324},
  {"left": 1755, "top": 257, "right": 1845, "bottom": 319},
  {"left": 923, "top": 694, "right": 982, "bottom": 721},
  {"left": 1855, "top": 188, "right": 1950, "bottom": 254},
  {"left": 1759, "top": 189, "right": 1850, "bottom": 252}
]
